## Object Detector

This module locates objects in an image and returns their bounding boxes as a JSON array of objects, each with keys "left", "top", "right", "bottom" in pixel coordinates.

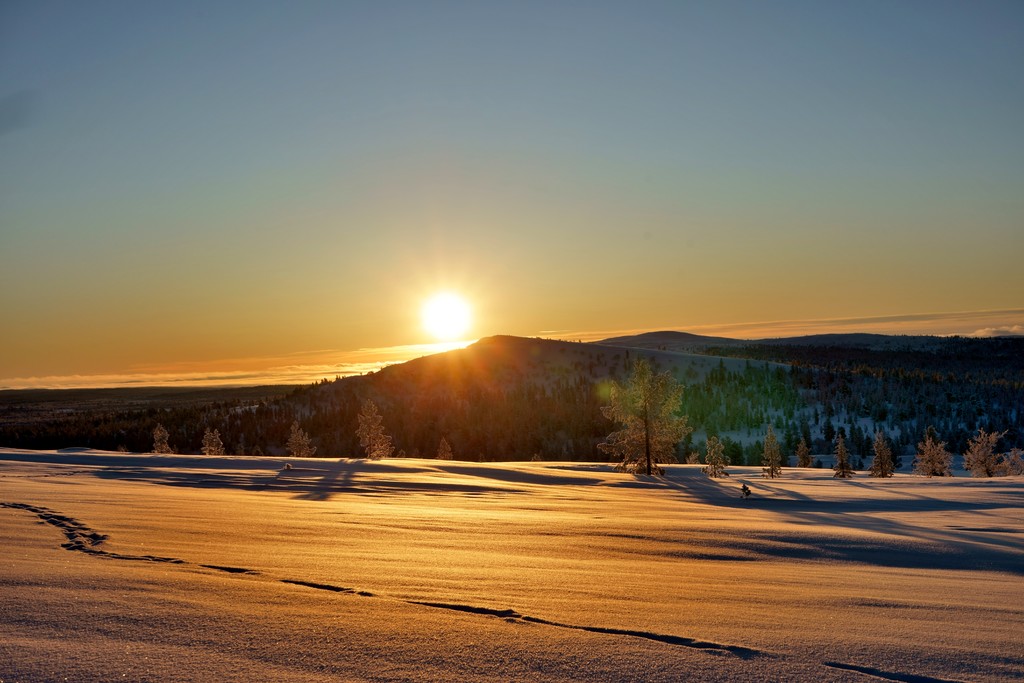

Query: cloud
[
  {"left": 0, "top": 340, "right": 476, "bottom": 390},
  {"left": 968, "top": 325, "right": 1024, "bottom": 338}
]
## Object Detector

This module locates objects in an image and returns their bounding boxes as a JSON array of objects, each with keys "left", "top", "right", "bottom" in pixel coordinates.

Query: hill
[{"left": 2, "top": 334, "right": 1021, "bottom": 464}]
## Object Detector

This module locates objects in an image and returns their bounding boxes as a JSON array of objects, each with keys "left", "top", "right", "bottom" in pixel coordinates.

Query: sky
[{"left": 1, "top": 1, "right": 1022, "bottom": 389}]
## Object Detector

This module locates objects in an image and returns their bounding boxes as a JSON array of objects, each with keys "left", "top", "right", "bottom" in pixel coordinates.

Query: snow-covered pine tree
[
  {"left": 833, "top": 434, "right": 854, "bottom": 478},
  {"left": 598, "top": 358, "right": 691, "bottom": 476},
  {"left": 437, "top": 436, "right": 454, "bottom": 460},
  {"left": 702, "top": 435, "right": 729, "bottom": 478},
  {"left": 795, "top": 438, "right": 812, "bottom": 468},
  {"left": 201, "top": 427, "right": 224, "bottom": 456},
  {"left": 356, "top": 399, "right": 394, "bottom": 459},
  {"left": 963, "top": 428, "right": 1005, "bottom": 478},
  {"left": 152, "top": 423, "right": 173, "bottom": 454},
  {"left": 761, "top": 425, "right": 782, "bottom": 479},
  {"left": 914, "top": 426, "right": 951, "bottom": 477},
  {"left": 286, "top": 420, "right": 316, "bottom": 458},
  {"left": 869, "top": 430, "right": 894, "bottom": 477},
  {"left": 1001, "top": 448, "right": 1024, "bottom": 476}
]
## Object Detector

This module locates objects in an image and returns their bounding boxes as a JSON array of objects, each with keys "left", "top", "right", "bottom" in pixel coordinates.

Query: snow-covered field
[{"left": 2, "top": 449, "right": 1021, "bottom": 682}]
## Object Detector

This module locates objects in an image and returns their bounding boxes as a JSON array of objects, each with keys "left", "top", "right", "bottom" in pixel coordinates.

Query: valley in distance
[{"left": 2, "top": 331, "right": 1022, "bottom": 682}]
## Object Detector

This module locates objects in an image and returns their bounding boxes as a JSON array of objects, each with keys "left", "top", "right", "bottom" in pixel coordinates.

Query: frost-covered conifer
[
  {"left": 914, "top": 426, "right": 951, "bottom": 477},
  {"left": 437, "top": 436, "right": 454, "bottom": 460},
  {"left": 1001, "top": 448, "right": 1024, "bottom": 476},
  {"left": 201, "top": 427, "right": 224, "bottom": 456},
  {"left": 702, "top": 435, "right": 729, "bottom": 478},
  {"left": 833, "top": 434, "right": 854, "bottom": 478},
  {"left": 598, "top": 359, "right": 690, "bottom": 476},
  {"left": 286, "top": 421, "right": 316, "bottom": 458},
  {"left": 356, "top": 399, "right": 394, "bottom": 459},
  {"left": 761, "top": 425, "right": 782, "bottom": 479},
  {"left": 963, "top": 428, "right": 1005, "bottom": 478},
  {"left": 869, "top": 430, "right": 894, "bottom": 478},
  {"left": 152, "top": 423, "right": 173, "bottom": 454},
  {"left": 795, "top": 438, "right": 812, "bottom": 468}
]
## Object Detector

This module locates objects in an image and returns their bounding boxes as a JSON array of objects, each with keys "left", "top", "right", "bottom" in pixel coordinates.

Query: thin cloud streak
[
  {"left": 0, "top": 340, "right": 475, "bottom": 390},
  {"left": 550, "top": 308, "right": 1024, "bottom": 343}
]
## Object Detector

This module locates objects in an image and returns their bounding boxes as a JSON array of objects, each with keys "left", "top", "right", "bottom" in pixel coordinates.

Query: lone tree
[
  {"left": 201, "top": 427, "right": 224, "bottom": 456},
  {"left": 914, "top": 426, "right": 952, "bottom": 477},
  {"left": 963, "top": 428, "right": 1006, "bottom": 478},
  {"left": 437, "top": 436, "right": 454, "bottom": 460},
  {"left": 286, "top": 421, "right": 316, "bottom": 458},
  {"left": 833, "top": 434, "right": 854, "bottom": 478},
  {"left": 702, "top": 435, "right": 729, "bottom": 478},
  {"left": 869, "top": 430, "right": 895, "bottom": 478},
  {"left": 761, "top": 425, "right": 782, "bottom": 479},
  {"left": 598, "top": 358, "right": 691, "bottom": 476},
  {"left": 356, "top": 399, "right": 394, "bottom": 460},
  {"left": 795, "top": 438, "right": 812, "bottom": 468},
  {"left": 152, "top": 423, "right": 173, "bottom": 454}
]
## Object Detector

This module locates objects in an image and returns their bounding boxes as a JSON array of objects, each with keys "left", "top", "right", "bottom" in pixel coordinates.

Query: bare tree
[
  {"left": 914, "top": 426, "right": 951, "bottom": 477},
  {"left": 201, "top": 427, "right": 224, "bottom": 456},
  {"left": 869, "top": 430, "right": 894, "bottom": 478},
  {"left": 761, "top": 425, "right": 782, "bottom": 479},
  {"left": 702, "top": 435, "right": 729, "bottom": 478},
  {"left": 356, "top": 399, "right": 394, "bottom": 460},
  {"left": 598, "top": 358, "right": 691, "bottom": 475},
  {"left": 286, "top": 420, "right": 316, "bottom": 458}
]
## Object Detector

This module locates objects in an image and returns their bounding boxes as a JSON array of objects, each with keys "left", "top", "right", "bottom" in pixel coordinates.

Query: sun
[{"left": 422, "top": 293, "right": 471, "bottom": 341}]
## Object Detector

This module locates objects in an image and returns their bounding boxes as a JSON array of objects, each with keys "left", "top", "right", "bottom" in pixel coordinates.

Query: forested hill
[{"left": 2, "top": 334, "right": 1021, "bottom": 463}]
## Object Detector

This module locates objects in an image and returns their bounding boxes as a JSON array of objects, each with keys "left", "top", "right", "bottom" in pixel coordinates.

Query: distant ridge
[{"left": 598, "top": 330, "right": 950, "bottom": 351}]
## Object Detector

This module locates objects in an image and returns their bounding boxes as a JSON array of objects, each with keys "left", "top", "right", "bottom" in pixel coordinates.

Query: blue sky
[{"left": 1, "top": 1, "right": 1022, "bottom": 386}]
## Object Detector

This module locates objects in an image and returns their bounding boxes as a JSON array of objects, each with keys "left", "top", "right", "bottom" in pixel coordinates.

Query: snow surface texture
[{"left": 1, "top": 449, "right": 1022, "bottom": 682}]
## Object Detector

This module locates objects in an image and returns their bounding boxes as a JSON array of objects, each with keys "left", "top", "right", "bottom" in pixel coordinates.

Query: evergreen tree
[
  {"left": 1001, "top": 448, "right": 1024, "bottom": 476},
  {"left": 598, "top": 358, "right": 691, "bottom": 476},
  {"left": 152, "top": 423, "right": 173, "bottom": 454},
  {"left": 286, "top": 420, "right": 316, "bottom": 458},
  {"left": 702, "top": 435, "right": 729, "bottom": 478},
  {"left": 437, "top": 436, "right": 454, "bottom": 460},
  {"left": 795, "top": 438, "right": 812, "bottom": 468},
  {"left": 963, "top": 428, "right": 1005, "bottom": 478},
  {"left": 201, "top": 427, "right": 224, "bottom": 456},
  {"left": 869, "top": 430, "right": 894, "bottom": 478},
  {"left": 914, "top": 426, "right": 952, "bottom": 477},
  {"left": 833, "top": 434, "right": 853, "bottom": 478},
  {"left": 356, "top": 399, "right": 394, "bottom": 459},
  {"left": 761, "top": 425, "right": 782, "bottom": 479}
]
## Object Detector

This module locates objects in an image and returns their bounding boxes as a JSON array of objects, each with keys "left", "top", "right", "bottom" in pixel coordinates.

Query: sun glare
[{"left": 422, "top": 293, "right": 471, "bottom": 341}]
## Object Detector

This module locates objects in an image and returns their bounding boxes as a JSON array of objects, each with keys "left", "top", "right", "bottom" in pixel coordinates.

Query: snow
[{"left": 2, "top": 449, "right": 1022, "bottom": 681}]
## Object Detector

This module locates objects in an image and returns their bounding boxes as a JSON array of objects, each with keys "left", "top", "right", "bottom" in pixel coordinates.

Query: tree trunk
[{"left": 644, "top": 404, "right": 651, "bottom": 476}]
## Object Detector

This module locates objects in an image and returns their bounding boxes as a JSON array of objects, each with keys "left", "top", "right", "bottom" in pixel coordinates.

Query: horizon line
[{"left": 2, "top": 308, "right": 1022, "bottom": 391}]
